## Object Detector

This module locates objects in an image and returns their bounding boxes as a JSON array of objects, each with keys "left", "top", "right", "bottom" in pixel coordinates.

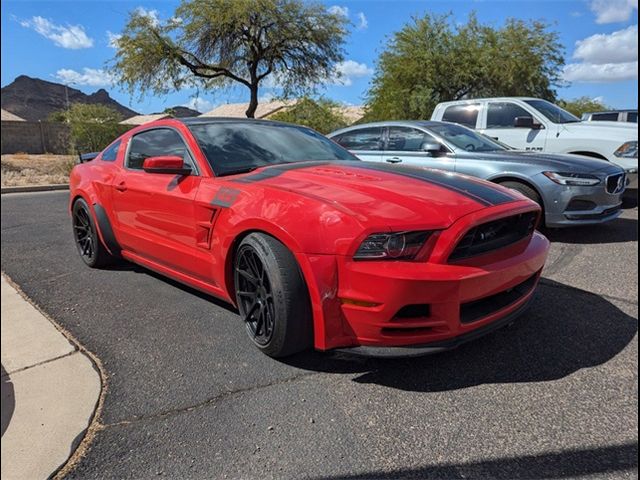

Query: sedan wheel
[{"left": 72, "top": 198, "right": 112, "bottom": 268}]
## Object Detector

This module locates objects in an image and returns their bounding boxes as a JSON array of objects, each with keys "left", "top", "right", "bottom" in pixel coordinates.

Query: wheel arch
[
  {"left": 71, "top": 193, "right": 121, "bottom": 256},
  {"left": 222, "top": 226, "right": 335, "bottom": 350},
  {"left": 489, "top": 175, "right": 545, "bottom": 204}
]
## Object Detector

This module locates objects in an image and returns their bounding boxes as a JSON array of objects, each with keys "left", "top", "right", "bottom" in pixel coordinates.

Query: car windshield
[
  {"left": 524, "top": 99, "right": 581, "bottom": 124},
  {"left": 188, "top": 122, "right": 358, "bottom": 176},
  {"left": 429, "top": 123, "right": 506, "bottom": 152}
]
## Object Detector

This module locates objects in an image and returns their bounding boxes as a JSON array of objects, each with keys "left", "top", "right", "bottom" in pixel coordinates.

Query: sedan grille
[
  {"left": 449, "top": 212, "right": 537, "bottom": 262},
  {"left": 606, "top": 173, "right": 626, "bottom": 194}
]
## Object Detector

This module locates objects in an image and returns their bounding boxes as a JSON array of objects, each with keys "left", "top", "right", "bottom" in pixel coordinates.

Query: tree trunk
[{"left": 246, "top": 84, "right": 259, "bottom": 118}]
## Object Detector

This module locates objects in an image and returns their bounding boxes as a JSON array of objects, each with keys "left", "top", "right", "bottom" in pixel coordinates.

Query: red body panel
[{"left": 70, "top": 119, "right": 549, "bottom": 352}]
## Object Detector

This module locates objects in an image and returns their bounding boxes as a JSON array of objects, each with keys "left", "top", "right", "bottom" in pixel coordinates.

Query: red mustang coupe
[{"left": 70, "top": 118, "right": 549, "bottom": 357}]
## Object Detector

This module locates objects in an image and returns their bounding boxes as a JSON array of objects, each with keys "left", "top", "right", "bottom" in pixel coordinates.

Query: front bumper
[
  {"left": 330, "top": 231, "right": 549, "bottom": 352},
  {"left": 538, "top": 172, "right": 626, "bottom": 227}
]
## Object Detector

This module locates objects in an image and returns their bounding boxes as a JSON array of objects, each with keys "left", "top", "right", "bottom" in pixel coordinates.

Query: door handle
[
  {"left": 386, "top": 157, "right": 402, "bottom": 164},
  {"left": 115, "top": 181, "right": 127, "bottom": 192}
]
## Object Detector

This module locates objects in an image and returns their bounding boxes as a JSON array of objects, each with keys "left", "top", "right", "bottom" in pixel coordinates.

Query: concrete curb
[
  {"left": 1, "top": 184, "right": 69, "bottom": 194},
  {"left": 0, "top": 274, "right": 105, "bottom": 480}
]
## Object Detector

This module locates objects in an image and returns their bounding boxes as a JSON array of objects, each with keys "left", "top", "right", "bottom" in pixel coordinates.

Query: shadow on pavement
[
  {"left": 1, "top": 364, "right": 15, "bottom": 437},
  {"left": 543, "top": 217, "right": 638, "bottom": 244},
  {"left": 315, "top": 442, "right": 638, "bottom": 479},
  {"left": 282, "top": 278, "right": 637, "bottom": 392}
]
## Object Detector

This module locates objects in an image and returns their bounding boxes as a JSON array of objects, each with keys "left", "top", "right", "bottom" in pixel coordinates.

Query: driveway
[{"left": 1, "top": 191, "right": 637, "bottom": 479}]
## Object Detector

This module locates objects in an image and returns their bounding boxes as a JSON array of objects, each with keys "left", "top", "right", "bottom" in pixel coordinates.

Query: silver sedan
[{"left": 329, "top": 121, "right": 627, "bottom": 228}]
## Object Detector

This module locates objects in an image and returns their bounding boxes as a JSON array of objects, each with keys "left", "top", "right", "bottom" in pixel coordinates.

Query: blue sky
[{"left": 1, "top": 0, "right": 638, "bottom": 114}]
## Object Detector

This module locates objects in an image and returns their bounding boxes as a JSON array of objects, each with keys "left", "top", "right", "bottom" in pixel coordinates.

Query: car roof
[
  {"left": 177, "top": 116, "right": 296, "bottom": 127},
  {"left": 436, "top": 97, "right": 540, "bottom": 105},
  {"left": 329, "top": 120, "right": 452, "bottom": 136}
]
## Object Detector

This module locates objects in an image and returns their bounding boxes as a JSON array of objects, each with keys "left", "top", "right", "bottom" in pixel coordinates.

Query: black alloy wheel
[
  {"left": 72, "top": 198, "right": 111, "bottom": 268},
  {"left": 235, "top": 245, "right": 276, "bottom": 346},
  {"left": 233, "top": 233, "right": 313, "bottom": 357}
]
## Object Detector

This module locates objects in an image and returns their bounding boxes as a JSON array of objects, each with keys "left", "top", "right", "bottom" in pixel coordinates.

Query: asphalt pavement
[{"left": 1, "top": 191, "right": 637, "bottom": 479}]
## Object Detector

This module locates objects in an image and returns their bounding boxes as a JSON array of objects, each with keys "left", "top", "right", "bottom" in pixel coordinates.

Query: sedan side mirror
[
  {"left": 142, "top": 156, "right": 192, "bottom": 175},
  {"left": 421, "top": 142, "right": 442, "bottom": 154},
  {"left": 514, "top": 116, "right": 542, "bottom": 129}
]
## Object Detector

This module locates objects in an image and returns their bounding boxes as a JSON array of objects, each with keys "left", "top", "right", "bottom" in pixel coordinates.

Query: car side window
[
  {"left": 441, "top": 104, "right": 480, "bottom": 128},
  {"left": 127, "top": 128, "right": 197, "bottom": 172},
  {"left": 591, "top": 112, "right": 619, "bottom": 121},
  {"left": 627, "top": 112, "right": 638, "bottom": 123},
  {"left": 486, "top": 102, "right": 533, "bottom": 128},
  {"left": 334, "top": 127, "right": 384, "bottom": 151},
  {"left": 101, "top": 140, "right": 121, "bottom": 162},
  {"left": 386, "top": 127, "right": 439, "bottom": 152}
]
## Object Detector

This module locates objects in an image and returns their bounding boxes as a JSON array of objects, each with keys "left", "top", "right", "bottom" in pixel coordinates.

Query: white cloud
[
  {"left": 356, "top": 12, "right": 368, "bottom": 30},
  {"left": 54, "top": 68, "right": 115, "bottom": 87},
  {"left": 328, "top": 5, "right": 349, "bottom": 17},
  {"left": 590, "top": 0, "right": 638, "bottom": 23},
  {"left": 183, "top": 97, "right": 213, "bottom": 113},
  {"left": 20, "top": 16, "right": 93, "bottom": 49},
  {"left": 106, "top": 31, "right": 121, "bottom": 49},
  {"left": 563, "top": 61, "right": 638, "bottom": 82},
  {"left": 135, "top": 7, "right": 160, "bottom": 27},
  {"left": 573, "top": 25, "right": 638, "bottom": 64},
  {"left": 330, "top": 60, "right": 374, "bottom": 86}
]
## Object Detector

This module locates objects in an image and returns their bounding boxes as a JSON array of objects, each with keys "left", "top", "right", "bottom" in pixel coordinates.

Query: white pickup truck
[{"left": 431, "top": 97, "right": 638, "bottom": 188}]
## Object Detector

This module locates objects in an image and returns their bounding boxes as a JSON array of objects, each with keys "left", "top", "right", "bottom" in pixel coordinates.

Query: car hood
[
  {"left": 560, "top": 120, "right": 637, "bottom": 139},
  {"left": 230, "top": 161, "right": 523, "bottom": 229},
  {"left": 458, "top": 150, "right": 620, "bottom": 174}
]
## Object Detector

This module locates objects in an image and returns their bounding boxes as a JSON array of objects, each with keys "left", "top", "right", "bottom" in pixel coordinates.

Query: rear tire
[
  {"left": 72, "top": 198, "right": 113, "bottom": 268},
  {"left": 234, "top": 233, "right": 313, "bottom": 358}
]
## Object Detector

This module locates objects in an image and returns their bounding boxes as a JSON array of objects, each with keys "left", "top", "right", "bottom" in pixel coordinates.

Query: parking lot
[{"left": 1, "top": 190, "right": 637, "bottom": 479}]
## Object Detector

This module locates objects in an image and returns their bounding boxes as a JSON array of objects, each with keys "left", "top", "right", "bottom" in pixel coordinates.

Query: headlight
[
  {"left": 354, "top": 231, "right": 433, "bottom": 260},
  {"left": 614, "top": 141, "right": 638, "bottom": 158},
  {"left": 543, "top": 171, "right": 600, "bottom": 186}
]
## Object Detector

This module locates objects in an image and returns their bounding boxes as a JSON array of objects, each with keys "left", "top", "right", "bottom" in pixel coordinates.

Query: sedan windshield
[
  {"left": 429, "top": 123, "right": 506, "bottom": 152},
  {"left": 524, "top": 99, "right": 581, "bottom": 124},
  {"left": 188, "top": 122, "right": 358, "bottom": 176}
]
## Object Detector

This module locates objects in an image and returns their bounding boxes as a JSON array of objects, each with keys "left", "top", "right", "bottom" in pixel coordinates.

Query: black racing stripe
[
  {"left": 232, "top": 161, "right": 330, "bottom": 183},
  {"left": 350, "top": 162, "right": 517, "bottom": 206}
]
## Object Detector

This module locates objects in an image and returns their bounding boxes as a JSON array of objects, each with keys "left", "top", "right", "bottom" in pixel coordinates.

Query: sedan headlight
[
  {"left": 543, "top": 171, "right": 601, "bottom": 186},
  {"left": 354, "top": 231, "right": 433, "bottom": 260},
  {"left": 614, "top": 141, "right": 638, "bottom": 158}
]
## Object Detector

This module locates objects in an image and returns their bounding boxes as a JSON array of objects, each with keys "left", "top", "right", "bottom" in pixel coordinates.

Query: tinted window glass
[
  {"left": 101, "top": 140, "right": 121, "bottom": 162},
  {"left": 487, "top": 103, "right": 533, "bottom": 128},
  {"left": 189, "top": 122, "right": 357, "bottom": 176},
  {"left": 430, "top": 123, "right": 505, "bottom": 152},
  {"left": 127, "top": 129, "right": 194, "bottom": 170},
  {"left": 335, "top": 127, "right": 384, "bottom": 150},
  {"left": 591, "top": 112, "right": 619, "bottom": 121},
  {"left": 387, "top": 127, "right": 439, "bottom": 152},
  {"left": 523, "top": 99, "right": 580, "bottom": 124},
  {"left": 441, "top": 104, "right": 480, "bottom": 128},
  {"left": 627, "top": 112, "right": 638, "bottom": 123}
]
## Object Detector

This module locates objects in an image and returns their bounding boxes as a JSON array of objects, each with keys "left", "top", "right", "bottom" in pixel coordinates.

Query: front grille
[
  {"left": 606, "top": 173, "right": 626, "bottom": 194},
  {"left": 460, "top": 273, "right": 538, "bottom": 324},
  {"left": 449, "top": 212, "right": 537, "bottom": 262}
]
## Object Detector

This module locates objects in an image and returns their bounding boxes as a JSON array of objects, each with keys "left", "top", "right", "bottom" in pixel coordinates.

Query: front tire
[
  {"left": 498, "top": 181, "right": 546, "bottom": 228},
  {"left": 234, "top": 233, "right": 313, "bottom": 358},
  {"left": 72, "top": 198, "right": 112, "bottom": 268}
]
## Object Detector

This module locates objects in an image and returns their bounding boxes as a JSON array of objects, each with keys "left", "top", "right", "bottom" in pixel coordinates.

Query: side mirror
[
  {"left": 421, "top": 142, "right": 442, "bottom": 154},
  {"left": 142, "top": 156, "right": 192, "bottom": 175},
  {"left": 514, "top": 116, "right": 541, "bottom": 129}
]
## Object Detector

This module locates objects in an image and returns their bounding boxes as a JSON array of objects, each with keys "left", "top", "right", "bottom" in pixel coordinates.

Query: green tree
[
  {"left": 558, "top": 97, "right": 610, "bottom": 118},
  {"left": 269, "top": 97, "right": 349, "bottom": 133},
  {"left": 366, "top": 13, "right": 565, "bottom": 120},
  {"left": 50, "top": 103, "right": 128, "bottom": 153},
  {"left": 111, "top": 0, "right": 348, "bottom": 118}
]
